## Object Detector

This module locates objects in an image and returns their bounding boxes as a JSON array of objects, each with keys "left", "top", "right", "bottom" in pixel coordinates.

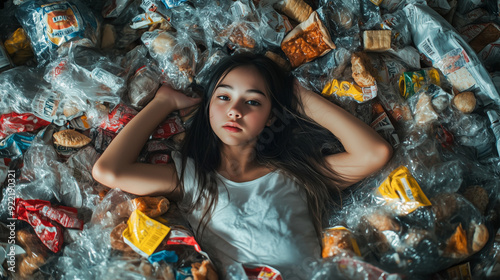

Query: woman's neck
[{"left": 218, "top": 144, "right": 268, "bottom": 180}]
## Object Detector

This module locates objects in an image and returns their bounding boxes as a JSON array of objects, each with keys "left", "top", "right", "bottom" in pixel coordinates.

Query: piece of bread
[
  {"left": 274, "top": 0, "right": 313, "bottom": 23},
  {"left": 281, "top": 11, "right": 336, "bottom": 68},
  {"left": 131, "top": 196, "right": 170, "bottom": 218},
  {"left": 470, "top": 222, "right": 489, "bottom": 253},
  {"left": 110, "top": 223, "right": 135, "bottom": 253},
  {"left": 351, "top": 52, "right": 376, "bottom": 87},
  {"left": 453, "top": 91, "right": 476, "bottom": 114},
  {"left": 191, "top": 260, "right": 219, "bottom": 280},
  {"left": 414, "top": 93, "right": 438, "bottom": 125},
  {"left": 363, "top": 30, "right": 391, "bottom": 52},
  {"left": 53, "top": 129, "right": 91, "bottom": 148},
  {"left": 152, "top": 31, "right": 176, "bottom": 55},
  {"left": 265, "top": 51, "right": 291, "bottom": 72}
]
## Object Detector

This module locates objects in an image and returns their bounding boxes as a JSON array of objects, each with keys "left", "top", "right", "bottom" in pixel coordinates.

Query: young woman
[{"left": 92, "top": 53, "right": 392, "bottom": 278}]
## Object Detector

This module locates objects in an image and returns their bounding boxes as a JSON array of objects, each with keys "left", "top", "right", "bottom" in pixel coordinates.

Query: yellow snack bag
[
  {"left": 122, "top": 209, "right": 171, "bottom": 257},
  {"left": 322, "top": 79, "right": 377, "bottom": 103},
  {"left": 377, "top": 166, "right": 431, "bottom": 215}
]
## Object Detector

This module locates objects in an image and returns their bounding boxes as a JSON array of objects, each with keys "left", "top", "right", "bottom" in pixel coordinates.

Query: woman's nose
[{"left": 227, "top": 104, "right": 242, "bottom": 119}]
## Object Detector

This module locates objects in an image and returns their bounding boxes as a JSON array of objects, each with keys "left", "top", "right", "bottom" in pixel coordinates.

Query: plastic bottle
[{"left": 487, "top": 110, "right": 500, "bottom": 157}]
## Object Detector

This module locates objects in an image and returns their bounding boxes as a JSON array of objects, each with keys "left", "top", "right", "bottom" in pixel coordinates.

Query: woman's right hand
[{"left": 153, "top": 84, "right": 201, "bottom": 111}]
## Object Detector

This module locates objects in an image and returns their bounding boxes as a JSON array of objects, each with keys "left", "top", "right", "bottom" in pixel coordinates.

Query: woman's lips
[{"left": 223, "top": 126, "right": 242, "bottom": 132}]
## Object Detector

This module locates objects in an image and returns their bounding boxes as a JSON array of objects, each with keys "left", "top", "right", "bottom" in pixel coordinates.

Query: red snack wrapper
[
  {"left": 100, "top": 103, "right": 138, "bottom": 133},
  {"left": 14, "top": 199, "right": 63, "bottom": 253},
  {"left": 0, "top": 112, "right": 51, "bottom": 139},
  {"left": 152, "top": 116, "right": 184, "bottom": 139},
  {"left": 13, "top": 198, "right": 84, "bottom": 252}
]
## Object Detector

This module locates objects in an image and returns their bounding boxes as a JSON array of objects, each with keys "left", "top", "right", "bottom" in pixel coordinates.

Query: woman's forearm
[
  {"left": 298, "top": 87, "right": 390, "bottom": 156},
  {"left": 96, "top": 98, "right": 176, "bottom": 172}
]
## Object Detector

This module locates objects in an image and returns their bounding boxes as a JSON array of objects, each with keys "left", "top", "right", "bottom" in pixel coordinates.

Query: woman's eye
[
  {"left": 217, "top": 95, "right": 230, "bottom": 101},
  {"left": 246, "top": 100, "right": 261, "bottom": 106}
]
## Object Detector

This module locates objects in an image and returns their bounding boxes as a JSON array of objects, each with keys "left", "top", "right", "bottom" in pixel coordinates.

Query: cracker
[{"left": 363, "top": 30, "right": 391, "bottom": 52}]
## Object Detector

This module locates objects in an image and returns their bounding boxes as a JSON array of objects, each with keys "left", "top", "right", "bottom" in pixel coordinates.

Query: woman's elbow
[
  {"left": 373, "top": 141, "right": 393, "bottom": 168},
  {"left": 92, "top": 161, "right": 118, "bottom": 188}
]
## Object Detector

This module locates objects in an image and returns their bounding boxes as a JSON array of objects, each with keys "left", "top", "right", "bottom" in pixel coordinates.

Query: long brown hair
[{"left": 178, "top": 52, "right": 348, "bottom": 242}]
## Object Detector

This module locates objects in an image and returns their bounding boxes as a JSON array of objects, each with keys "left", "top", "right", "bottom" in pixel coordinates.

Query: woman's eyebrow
[{"left": 217, "top": 84, "right": 267, "bottom": 96}]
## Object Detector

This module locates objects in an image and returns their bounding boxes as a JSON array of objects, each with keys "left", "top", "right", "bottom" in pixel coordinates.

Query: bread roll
[
  {"left": 274, "top": 0, "right": 313, "bottom": 23},
  {"left": 453, "top": 91, "right": 476, "bottom": 113}
]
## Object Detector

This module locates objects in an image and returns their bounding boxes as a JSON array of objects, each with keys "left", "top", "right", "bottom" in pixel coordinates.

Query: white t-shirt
[{"left": 171, "top": 151, "right": 321, "bottom": 279}]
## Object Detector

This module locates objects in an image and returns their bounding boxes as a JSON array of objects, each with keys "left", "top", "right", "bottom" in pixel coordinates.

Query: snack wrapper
[
  {"left": 122, "top": 209, "right": 171, "bottom": 257},
  {"left": 15, "top": 0, "right": 100, "bottom": 65},
  {"left": 14, "top": 198, "right": 84, "bottom": 253},
  {"left": 0, "top": 112, "right": 51, "bottom": 139},
  {"left": 322, "top": 79, "right": 377, "bottom": 103},
  {"left": 399, "top": 68, "right": 441, "bottom": 100},
  {"left": 375, "top": 166, "right": 432, "bottom": 215},
  {"left": 281, "top": 11, "right": 336, "bottom": 68},
  {"left": 403, "top": 3, "right": 500, "bottom": 106}
]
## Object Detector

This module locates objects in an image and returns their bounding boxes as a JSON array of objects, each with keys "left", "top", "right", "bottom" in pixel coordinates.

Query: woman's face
[{"left": 209, "top": 65, "right": 273, "bottom": 148}]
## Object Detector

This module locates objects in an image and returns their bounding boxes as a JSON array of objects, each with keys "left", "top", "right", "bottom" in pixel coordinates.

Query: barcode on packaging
[{"left": 418, "top": 37, "right": 439, "bottom": 62}]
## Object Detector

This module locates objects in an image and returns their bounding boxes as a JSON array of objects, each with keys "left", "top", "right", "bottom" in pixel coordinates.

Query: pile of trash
[{"left": 1, "top": 0, "right": 500, "bottom": 279}]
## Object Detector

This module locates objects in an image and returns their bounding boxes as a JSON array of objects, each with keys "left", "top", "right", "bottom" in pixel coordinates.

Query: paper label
[
  {"left": 377, "top": 166, "right": 431, "bottom": 215},
  {"left": 122, "top": 210, "right": 170, "bottom": 257}
]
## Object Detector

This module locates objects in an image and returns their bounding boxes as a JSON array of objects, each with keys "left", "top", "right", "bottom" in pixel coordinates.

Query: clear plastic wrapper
[
  {"left": 103, "top": 0, "right": 134, "bottom": 18},
  {"left": 403, "top": 3, "right": 500, "bottom": 106},
  {"left": 44, "top": 46, "right": 125, "bottom": 107},
  {"left": 0, "top": 66, "right": 50, "bottom": 115},
  {"left": 380, "top": 10, "right": 412, "bottom": 50},
  {"left": 141, "top": 30, "right": 198, "bottom": 90},
  {"left": 167, "top": 4, "right": 206, "bottom": 45},
  {"left": 198, "top": 0, "right": 234, "bottom": 48},
  {"left": 258, "top": 3, "right": 288, "bottom": 48},
  {"left": 127, "top": 65, "right": 161, "bottom": 109},
  {"left": 15, "top": 0, "right": 100, "bottom": 65},
  {"left": 194, "top": 48, "right": 228, "bottom": 88}
]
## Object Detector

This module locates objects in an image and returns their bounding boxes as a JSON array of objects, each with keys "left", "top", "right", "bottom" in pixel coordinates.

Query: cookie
[{"left": 53, "top": 129, "right": 91, "bottom": 148}]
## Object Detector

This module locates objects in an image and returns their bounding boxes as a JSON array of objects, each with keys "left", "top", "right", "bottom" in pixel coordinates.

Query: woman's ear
[{"left": 266, "top": 114, "right": 276, "bottom": 127}]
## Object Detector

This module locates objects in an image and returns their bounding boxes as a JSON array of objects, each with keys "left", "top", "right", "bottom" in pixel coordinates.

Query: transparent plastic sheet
[
  {"left": 258, "top": 2, "right": 288, "bottom": 48},
  {"left": 167, "top": 4, "right": 206, "bottom": 46},
  {"left": 141, "top": 30, "right": 198, "bottom": 90},
  {"left": 102, "top": 0, "right": 134, "bottom": 18},
  {"left": 0, "top": 66, "right": 51, "bottom": 115},
  {"left": 403, "top": 3, "right": 500, "bottom": 106},
  {"left": 293, "top": 47, "right": 351, "bottom": 93},
  {"left": 194, "top": 48, "right": 229, "bottom": 88},
  {"left": 198, "top": 0, "right": 234, "bottom": 49},
  {"left": 44, "top": 45, "right": 125, "bottom": 107},
  {"left": 310, "top": 254, "right": 402, "bottom": 280},
  {"left": 380, "top": 9, "right": 413, "bottom": 50},
  {"left": 127, "top": 64, "right": 162, "bottom": 110},
  {"left": 56, "top": 188, "right": 132, "bottom": 279},
  {"left": 0, "top": 126, "right": 86, "bottom": 222},
  {"left": 316, "top": 0, "right": 361, "bottom": 50},
  {"left": 15, "top": 0, "right": 100, "bottom": 66}
]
